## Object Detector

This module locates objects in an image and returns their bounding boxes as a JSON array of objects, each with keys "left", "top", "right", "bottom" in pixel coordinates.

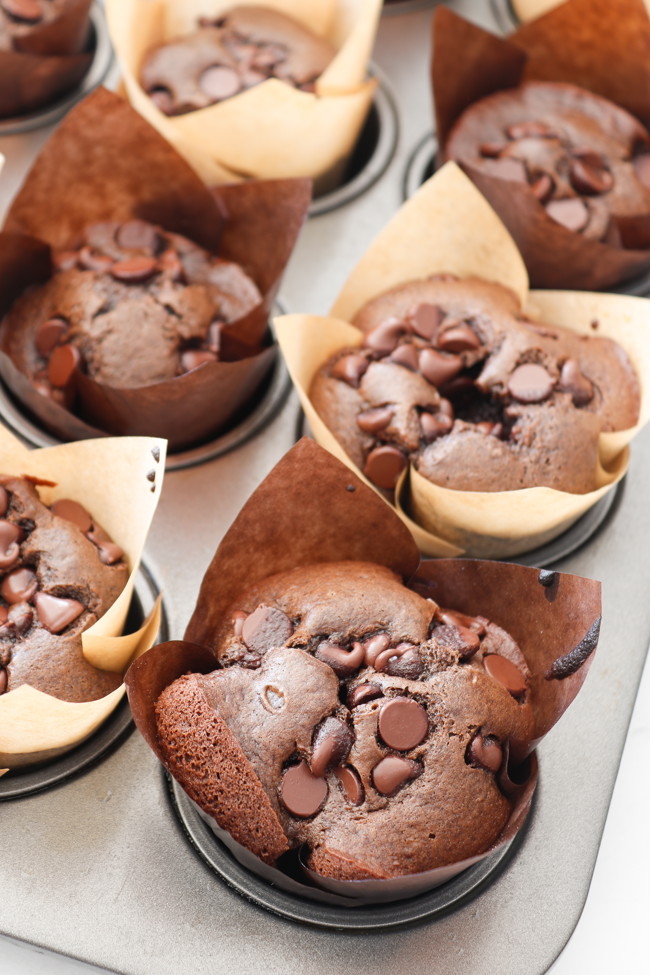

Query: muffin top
[
  {"left": 445, "top": 81, "right": 650, "bottom": 240},
  {"left": 140, "top": 6, "right": 337, "bottom": 116},
  {"left": 0, "top": 475, "right": 128, "bottom": 703},
  {"left": 2, "top": 217, "right": 262, "bottom": 406},
  {"left": 156, "top": 560, "right": 535, "bottom": 878},
  {"left": 309, "top": 275, "right": 640, "bottom": 494}
]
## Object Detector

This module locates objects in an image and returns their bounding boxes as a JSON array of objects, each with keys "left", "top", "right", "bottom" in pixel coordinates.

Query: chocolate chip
[
  {"left": 116, "top": 220, "right": 162, "bottom": 254},
  {"left": 334, "top": 766, "right": 364, "bottom": 805},
  {"left": 409, "top": 304, "right": 443, "bottom": 340},
  {"left": 347, "top": 682, "right": 382, "bottom": 708},
  {"left": 0, "top": 487, "right": 7, "bottom": 518},
  {"left": 482, "top": 157, "right": 528, "bottom": 182},
  {"left": 420, "top": 412, "right": 453, "bottom": 442},
  {"left": 538, "top": 569, "right": 556, "bottom": 587},
  {"left": 86, "top": 532, "right": 124, "bottom": 566},
  {"left": 35, "top": 318, "right": 68, "bottom": 358},
  {"left": 439, "top": 608, "right": 487, "bottom": 637},
  {"left": 385, "top": 648, "right": 424, "bottom": 679},
  {"left": 363, "top": 445, "right": 407, "bottom": 490},
  {"left": 479, "top": 142, "right": 507, "bottom": 158},
  {"left": 507, "top": 363, "right": 555, "bottom": 403},
  {"left": 314, "top": 641, "right": 364, "bottom": 678},
  {"left": 389, "top": 343, "right": 419, "bottom": 371},
  {"left": 34, "top": 592, "right": 84, "bottom": 633},
  {"left": 1, "top": 567, "right": 37, "bottom": 604},
  {"left": 437, "top": 323, "right": 480, "bottom": 353},
  {"left": 280, "top": 760, "right": 328, "bottom": 817},
  {"left": 310, "top": 717, "right": 353, "bottom": 777},
  {"left": 467, "top": 733, "right": 503, "bottom": 773},
  {"left": 0, "top": 520, "right": 21, "bottom": 570},
  {"left": 181, "top": 350, "right": 218, "bottom": 372},
  {"left": 78, "top": 247, "right": 114, "bottom": 272},
  {"left": 356, "top": 406, "right": 394, "bottom": 434},
  {"left": 8, "top": 601, "right": 33, "bottom": 635},
  {"left": 111, "top": 256, "right": 158, "bottom": 284},
  {"left": 418, "top": 347, "right": 463, "bottom": 387},
  {"left": 47, "top": 344, "right": 80, "bottom": 389},
  {"left": 1, "top": 0, "right": 42, "bottom": 24},
  {"left": 50, "top": 499, "right": 92, "bottom": 533},
  {"left": 558, "top": 358, "right": 593, "bottom": 406},
  {"left": 331, "top": 353, "right": 368, "bottom": 387},
  {"left": 241, "top": 605, "right": 293, "bottom": 654},
  {"left": 372, "top": 756, "right": 421, "bottom": 796},
  {"left": 483, "top": 654, "right": 527, "bottom": 698},
  {"left": 530, "top": 173, "right": 554, "bottom": 203},
  {"left": 373, "top": 641, "right": 417, "bottom": 673},
  {"left": 506, "top": 121, "right": 555, "bottom": 140},
  {"left": 634, "top": 153, "right": 650, "bottom": 189},
  {"left": 433, "top": 623, "right": 480, "bottom": 660},
  {"left": 546, "top": 197, "right": 589, "bottom": 233},
  {"left": 378, "top": 698, "right": 428, "bottom": 751},
  {"left": 152, "top": 446, "right": 161, "bottom": 462},
  {"left": 569, "top": 157, "right": 613, "bottom": 196},
  {"left": 363, "top": 319, "right": 407, "bottom": 356},
  {"left": 361, "top": 633, "right": 390, "bottom": 666},
  {"left": 200, "top": 65, "right": 242, "bottom": 101}
]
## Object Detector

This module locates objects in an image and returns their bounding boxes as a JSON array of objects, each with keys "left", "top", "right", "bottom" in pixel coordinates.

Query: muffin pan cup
[{"left": 1, "top": 2, "right": 650, "bottom": 973}]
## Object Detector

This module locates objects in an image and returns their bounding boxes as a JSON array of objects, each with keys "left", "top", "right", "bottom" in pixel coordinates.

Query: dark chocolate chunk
[
  {"left": 483, "top": 654, "right": 527, "bottom": 698},
  {"left": 86, "top": 531, "right": 124, "bottom": 566},
  {"left": 363, "top": 445, "right": 407, "bottom": 490},
  {"left": 34, "top": 592, "right": 84, "bottom": 634},
  {"left": 334, "top": 765, "right": 364, "bottom": 805},
  {"left": 378, "top": 698, "right": 428, "bottom": 751},
  {"left": 372, "top": 756, "right": 421, "bottom": 796},
  {"left": 241, "top": 605, "right": 293, "bottom": 654},
  {"left": 310, "top": 717, "right": 354, "bottom": 777},
  {"left": 507, "top": 363, "right": 555, "bottom": 403},
  {"left": 280, "top": 760, "right": 328, "bottom": 817},
  {"left": 546, "top": 616, "right": 601, "bottom": 680}
]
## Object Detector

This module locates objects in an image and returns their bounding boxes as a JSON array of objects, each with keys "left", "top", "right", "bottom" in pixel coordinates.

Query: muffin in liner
[
  {"left": 0, "top": 87, "right": 311, "bottom": 451},
  {"left": 105, "top": 0, "right": 381, "bottom": 191},
  {"left": 432, "top": 0, "right": 650, "bottom": 290},
  {"left": 0, "top": 0, "right": 93, "bottom": 119},
  {"left": 275, "top": 163, "right": 650, "bottom": 558},
  {"left": 125, "top": 438, "right": 601, "bottom": 903},
  {"left": 0, "top": 423, "right": 165, "bottom": 770}
]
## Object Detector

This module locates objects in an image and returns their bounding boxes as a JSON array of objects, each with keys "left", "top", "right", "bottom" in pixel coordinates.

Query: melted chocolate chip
[
  {"left": 86, "top": 531, "right": 124, "bottom": 566},
  {"left": 362, "top": 633, "right": 390, "bottom": 666},
  {"left": 50, "top": 499, "right": 92, "bottom": 533},
  {"left": 372, "top": 756, "right": 421, "bottom": 796},
  {"left": 363, "top": 445, "right": 407, "bottom": 490},
  {"left": 569, "top": 155, "right": 613, "bottom": 196},
  {"left": 0, "top": 520, "right": 21, "bottom": 570},
  {"left": 546, "top": 616, "right": 601, "bottom": 680},
  {"left": 363, "top": 320, "right": 407, "bottom": 356},
  {"left": 409, "top": 304, "right": 443, "bottom": 340},
  {"left": 34, "top": 592, "right": 84, "bottom": 634},
  {"left": 356, "top": 406, "right": 394, "bottom": 434},
  {"left": 315, "top": 641, "right": 365, "bottom": 678},
  {"left": 483, "top": 654, "right": 527, "bottom": 698},
  {"left": 437, "top": 323, "right": 480, "bottom": 353},
  {"left": 310, "top": 717, "right": 354, "bottom": 777},
  {"left": 558, "top": 358, "right": 593, "bottom": 406},
  {"left": 1, "top": 567, "right": 37, "bottom": 604},
  {"left": 331, "top": 354, "right": 368, "bottom": 387},
  {"left": 385, "top": 647, "right": 424, "bottom": 679},
  {"left": 334, "top": 766, "right": 364, "bottom": 805},
  {"left": 433, "top": 623, "right": 480, "bottom": 660},
  {"left": 241, "top": 605, "right": 293, "bottom": 654},
  {"left": 378, "top": 698, "right": 429, "bottom": 751},
  {"left": 418, "top": 347, "right": 463, "bottom": 387},
  {"left": 347, "top": 682, "right": 383, "bottom": 708},
  {"left": 390, "top": 343, "right": 419, "bottom": 371},
  {"left": 8, "top": 601, "right": 33, "bottom": 634},
  {"left": 280, "top": 760, "right": 328, "bottom": 817},
  {"left": 467, "top": 733, "right": 503, "bottom": 773},
  {"left": 507, "top": 363, "right": 555, "bottom": 403},
  {"left": 420, "top": 412, "right": 453, "bottom": 442}
]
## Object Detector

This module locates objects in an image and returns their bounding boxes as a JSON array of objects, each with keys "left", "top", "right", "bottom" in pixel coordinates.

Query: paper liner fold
[
  {"left": 432, "top": 1, "right": 650, "bottom": 290},
  {"left": 0, "top": 0, "right": 92, "bottom": 118},
  {"left": 105, "top": 0, "right": 380, "bottom": 187},
  {"left": 125, "top": 439, "right": 601, "bottom": 903},
  {"left": 0, "top": 424, "right": 166, "bottom": 768},
  {"left": 275, "top": 163, "right": 650, "bottom": 557},
  {"left": 0, "top": 89, "right": 310, "bottom": 451}
]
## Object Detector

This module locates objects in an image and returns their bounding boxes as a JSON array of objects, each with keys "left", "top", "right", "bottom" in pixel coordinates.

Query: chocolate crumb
[
  {"left": 546, "top": 616, "right": 601, "bottom": 680},
  {"left": 146, "top": 470, "right": 156, "bottom": 482}
]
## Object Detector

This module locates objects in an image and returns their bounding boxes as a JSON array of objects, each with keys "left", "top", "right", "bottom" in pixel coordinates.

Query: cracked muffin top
[
  {"left": 1, "top": 217, "right": 262, "bottom": 406},
  {"left": 155, "top": 561, "right": 535, "bottom": 879},
  {"left": 309, "top": 275, "right": 640, "bottom": 494}
]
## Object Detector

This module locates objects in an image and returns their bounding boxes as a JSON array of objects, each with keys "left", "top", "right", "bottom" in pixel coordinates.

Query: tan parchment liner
[
  {"left": 126, "top": 439, "right": 601, "bottom": 902},
  {"left": 432, "top": 0, "right": 650, "bottom": 291},
  {"left": 0, "top": 425, "right": 166, "bottom": 768},
  {"left": 275, "top": 163, "right": 650, "bottom": 558},
  {"left": 0, "top": 0, "right": 92, "bottom": 119},
  {"left": 0, "top": 89, "right": 310, "bottom": 451},
  {"left": 105, "top": 0, "right": 380, "bottom": 188}
]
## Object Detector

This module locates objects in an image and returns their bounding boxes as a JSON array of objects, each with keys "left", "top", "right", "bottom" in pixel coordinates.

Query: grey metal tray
[{"left": 1, "top": 2, "right": 649, "bottom": 973}]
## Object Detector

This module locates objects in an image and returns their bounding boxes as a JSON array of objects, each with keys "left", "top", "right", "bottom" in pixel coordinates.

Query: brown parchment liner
[
  {"left": 275, "top": 163, "right": 650, "bottom": 558},
  {"left": 513, "top": 0, "right": 650, "bottom": 21},
  {"left": 0, "top": 0, "right": 92, "bottom": 118},
  {"left": 0, "top": 88, "right": 311, "bottom": 451},
  {"left": 105, "top": 0, "right": 380, "bottom": 191},
  {"left": 0, "top": 423, "right": 166, "bottom": 769},
  {"left": 125, "top": 438, "right": 601, "bottom": 904},
  {"left": 432, "top": 0, "right": 650, "bottom": 290}
]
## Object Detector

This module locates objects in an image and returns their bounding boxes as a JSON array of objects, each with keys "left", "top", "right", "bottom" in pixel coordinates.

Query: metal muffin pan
[{"left": 1, "top": 2, "right": 650, "bottom": 973}]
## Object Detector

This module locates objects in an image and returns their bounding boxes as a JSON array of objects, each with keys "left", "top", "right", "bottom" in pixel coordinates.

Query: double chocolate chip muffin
[
  {"left": 155, "top": 561, "right": 534, "bottom": 879},
  {"left": 0, "top": 475, "right": 127, "bottom": 703},
  {"left": 445, "top": 81, "right": 650, "bottom": 240},
  {"left": 140, "top": 6, "right": 336, "bottom": 116},
  {"left": 310, "top": 275, "right": 639, "bottom": 494},
  {"left": 2, "top": 218, "right": 262, "bottom": 407}
]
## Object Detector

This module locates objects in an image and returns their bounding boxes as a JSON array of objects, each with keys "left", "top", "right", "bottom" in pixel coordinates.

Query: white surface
[{"left": 2, "top": 645, "right": 649, "bottom": 975}]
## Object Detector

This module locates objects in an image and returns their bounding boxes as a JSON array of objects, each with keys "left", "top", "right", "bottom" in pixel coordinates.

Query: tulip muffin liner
[
  {"left": 432, "top": 0, "right": 650, "bottom": 290},
  {"left": 0, "top": 423, "right": 165, "bottom": 769},
  {"left": 275, "top": 163, "right": 650, "bottom": 558},
  {"left": 125, "top": 438, "right": 601, "bottom": 904},
  {"left": 0, "top": 88, "right": 311, "bottom": 451},
  {"left": 105, "top": 0, "right": 381, "bottom": 190},
  {"left": 0, "top": 0, "right": 93, "bottom": 118}
]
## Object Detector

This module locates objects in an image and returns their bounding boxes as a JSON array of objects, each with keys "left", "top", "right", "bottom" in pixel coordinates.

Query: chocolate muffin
[
  {"left": 0, "top": 475, "right": 128, "bottom": 703},
  {"left": 139, "top": 6, "right": 336, "bottom": 116},
  {"left": 1, "top": 218, "right": 262, "bottom": 407},
  {"left": 309, "top": 275, "right": 640, "bottom": 494},
  {"left": 155, "top": 561, "right": 534, "bottom": 878},
  {"left": 445, "top": 81, "right": 650, "bottom": 241},
  {"left": 0, "top": 0, "right": 88, "bottom": 53}
]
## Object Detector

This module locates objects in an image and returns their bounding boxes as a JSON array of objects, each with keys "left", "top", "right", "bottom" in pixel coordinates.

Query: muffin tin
[{"left": 1, "top": 2, "right": 650, "bottom": 973}]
